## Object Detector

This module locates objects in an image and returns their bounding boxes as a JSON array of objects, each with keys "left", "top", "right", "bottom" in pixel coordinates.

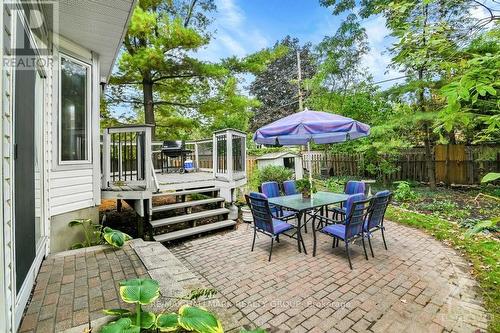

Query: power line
[{"left": 373, "top": 75, "right": 409, "bottom": 85}]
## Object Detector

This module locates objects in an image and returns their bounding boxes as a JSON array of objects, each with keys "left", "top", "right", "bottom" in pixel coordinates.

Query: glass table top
[{"left": 268, "top": 191, "right": 350, "bottom": 211}]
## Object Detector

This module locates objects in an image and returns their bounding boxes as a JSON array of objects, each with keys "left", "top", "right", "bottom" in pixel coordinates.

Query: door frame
[{"left": 10, "top": 7, "right": 49, "bottom": 330}]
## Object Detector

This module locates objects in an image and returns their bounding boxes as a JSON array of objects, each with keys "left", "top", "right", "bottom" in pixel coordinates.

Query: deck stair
[{"left": 149, "top": 186, "right": 236, "bottom": 242}]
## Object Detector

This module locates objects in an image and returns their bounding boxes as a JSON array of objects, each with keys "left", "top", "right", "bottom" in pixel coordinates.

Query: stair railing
[{"left": 102, "top": 125, "right": 153, "bottom": 190}]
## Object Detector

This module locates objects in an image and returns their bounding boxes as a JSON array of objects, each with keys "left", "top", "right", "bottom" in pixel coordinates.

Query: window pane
[{"left": 61, "top": 56, "right": 88, "bottom": 161}]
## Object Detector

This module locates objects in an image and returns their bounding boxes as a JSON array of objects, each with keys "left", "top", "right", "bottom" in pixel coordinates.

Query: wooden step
[
  {"left": 152, "top": 187, "right": 219, "bottom": 197},
  {"left": 154, "top": 220, "right": 237, "bottom": 242},
  {"left": 150, "top": 208, "right": 230, "bottom": 228},
  {"left": 152, "top": 197, "right": 224, "bottom": 213}
]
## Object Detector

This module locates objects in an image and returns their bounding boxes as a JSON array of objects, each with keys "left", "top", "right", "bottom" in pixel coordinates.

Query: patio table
[{"left": 268, "top": 191, "right": 349, "bottom": 254}]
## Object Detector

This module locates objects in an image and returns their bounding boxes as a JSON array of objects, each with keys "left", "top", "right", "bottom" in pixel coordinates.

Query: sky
[{"left": 194, "top": 0, "right": 402, "bottom": 89}]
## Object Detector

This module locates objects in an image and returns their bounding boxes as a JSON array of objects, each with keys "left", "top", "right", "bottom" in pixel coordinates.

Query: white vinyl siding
[{"left": 48, "top": 41, "right": 99, "bottom": 217}]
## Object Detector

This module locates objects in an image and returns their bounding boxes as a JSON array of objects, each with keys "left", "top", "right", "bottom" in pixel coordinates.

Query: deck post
[
  {"left": 144, "top": 127, "right": 153, "bottom": 190},
  {"left": 194, "top": 142, "right": 199, "bottom": 170},
  {"left": 226, "top": 130, "right": 233, "bottom": 181},
  {"left": 212, "top": 133, "right": 217, "bottom": 178},
  {"left": 102, "top": 128, "right": 111, "bottom": 188}
]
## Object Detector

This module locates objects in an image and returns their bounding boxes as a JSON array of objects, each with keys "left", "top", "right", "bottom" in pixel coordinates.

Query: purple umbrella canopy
[{"left": 253, "top": 109, "right": 370, "bottom": 145}]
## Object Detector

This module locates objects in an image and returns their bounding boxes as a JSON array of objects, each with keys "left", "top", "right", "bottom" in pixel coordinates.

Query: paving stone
[
  {"left": 169, "top": 221, "right": 490, "bottom": 332},
  {"left": 20, "top": 221, "right": 491, "bottom": 333}
]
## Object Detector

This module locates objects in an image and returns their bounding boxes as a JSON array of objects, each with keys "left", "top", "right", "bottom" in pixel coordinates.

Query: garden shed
[{"left": 256, "top": 152, "right": 304, "bottom": 179}]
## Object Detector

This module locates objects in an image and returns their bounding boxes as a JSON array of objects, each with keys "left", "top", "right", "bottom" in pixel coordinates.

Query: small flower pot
[{"left": 301, "top": 191, "right": 311, "bottom": 199}]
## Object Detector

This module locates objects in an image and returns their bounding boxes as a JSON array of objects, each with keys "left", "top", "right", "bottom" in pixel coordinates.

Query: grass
[{"left": 386, "top": 206, "right": 500, "bottom": 332}]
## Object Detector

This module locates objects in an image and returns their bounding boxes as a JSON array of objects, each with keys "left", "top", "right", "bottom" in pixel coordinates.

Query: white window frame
[{"left": 58, "top": 53, "right": 92, "bottom": 165}]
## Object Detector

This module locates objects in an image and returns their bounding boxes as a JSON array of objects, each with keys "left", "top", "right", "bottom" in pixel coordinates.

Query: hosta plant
[
  {"left": 100, "top": 279, "right": 225, "bottom": 333},
  {"left": 68, "top": 219, "right": 131, "bottom": 250}
]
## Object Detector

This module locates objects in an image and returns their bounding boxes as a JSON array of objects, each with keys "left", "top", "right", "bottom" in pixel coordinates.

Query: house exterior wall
[
  {"left": 0, "top": 4, "right": 104, "bottom": 332},
  {"left": 48, "top": 38, "right": 101, "bottom": 221}
]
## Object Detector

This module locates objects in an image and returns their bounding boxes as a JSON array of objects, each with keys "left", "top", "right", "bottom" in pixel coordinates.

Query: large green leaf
[
  {"left": 103, "top": 227, "right": 132, "bottom": 248},
  {"left": 126, "top": 311, "right": 156, "bottom": 329},
  {"left": 119, "top": 278, "right": 160, "bottom": 305},
  {"left": 103, "top": 308, "right": 132, "bottom": 316},
  {"left": 178, "top": 305, "right": 223, "bottom": 333},
  {"left": 99, "top": 318, "right": 140, "bottom": 333},
  {"left": 156, "top": 313, "right": 179, "bottom": 332},
  {"left": 481, "top": 172, "right": 500, "bottom": 183}
]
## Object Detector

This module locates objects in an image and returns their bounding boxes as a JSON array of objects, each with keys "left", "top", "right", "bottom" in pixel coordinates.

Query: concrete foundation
[{"left": 49, "top": 206, "right": 99, "bottom": 253}]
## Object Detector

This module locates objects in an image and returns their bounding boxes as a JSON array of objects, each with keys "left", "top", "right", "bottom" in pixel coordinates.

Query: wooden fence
[{"left": 247, "top": 145, "right": 500, "bottom": 185}]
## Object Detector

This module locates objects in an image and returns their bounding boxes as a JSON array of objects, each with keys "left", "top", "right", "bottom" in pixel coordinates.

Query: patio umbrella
[{"left": 253, "top": 108, "right": 370, "bottom": 187}]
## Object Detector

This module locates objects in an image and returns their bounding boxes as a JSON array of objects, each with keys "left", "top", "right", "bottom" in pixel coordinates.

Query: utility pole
[{"left": 296, "top": 50, "right": 303, "bottom": 111}]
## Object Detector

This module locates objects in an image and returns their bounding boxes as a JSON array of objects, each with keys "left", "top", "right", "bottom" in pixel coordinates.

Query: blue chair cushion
[
  {"left": 272, "top": 219, "right": 294, "bottom": 235},
  {"left": 321, "top": 224, "right": 346, "bottom": 240}
]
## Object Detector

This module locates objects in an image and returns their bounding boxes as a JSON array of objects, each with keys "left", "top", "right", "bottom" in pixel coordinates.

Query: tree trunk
[
  {"left": 423, "top": 122, "right": 436, "bottom": 188},
  {"left": 417, "top": 69, "right": 436, "bottom": 189},
  {"left": 143, "top": 77, "right": 155, "bottom": 139}
]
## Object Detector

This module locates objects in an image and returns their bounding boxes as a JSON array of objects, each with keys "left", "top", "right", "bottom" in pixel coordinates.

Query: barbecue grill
[{"left": 160, "top": 140, "right": 192, "bottom": 173}]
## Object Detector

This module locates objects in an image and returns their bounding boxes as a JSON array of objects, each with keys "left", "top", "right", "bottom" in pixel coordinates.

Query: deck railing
[
  {"left": 101, "top": 127, "right": 246, "bottom": 189},
  {"left": 213, "top": 129, "right": 247, "bottom": 181},
  {"left": 101, "top": 125, "right": 153, "bottom": 189}
]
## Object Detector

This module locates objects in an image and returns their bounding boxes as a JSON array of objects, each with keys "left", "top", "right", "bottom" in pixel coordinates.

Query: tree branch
[{"left": 184, "top": 0, "right": 198, "bottom": 27}]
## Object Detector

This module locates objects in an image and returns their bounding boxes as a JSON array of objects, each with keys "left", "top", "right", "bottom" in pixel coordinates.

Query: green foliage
[
  {"left": 103, "top": 227, "right": 132, "bottom": 248},
  {"left": 101, "top": 278, "right": 230, "bottom": 333},
  {"left": 68, "top": 220, "right": 132, "bottom": 250},
  {"left": 325, "top": 177, "right": 348, "bottom": 193},
  {"left": 393, "top": 181, "right": 418, "bottom": 202},
  {"left": 100, "top": 318, "right": 140, "bottom": 333},
  {"left": 156, "top": 313, "right": 179, "bottom": 332},
  {"left": 68, "top": 219, "right": 102, "bottom": 249},
  {"left": 119, "top": 278, "right": 160, "bottom": 305},
  {"left": 177, "top": 305, "right": 223, "bottom": 333},
  {"left": 295, "top": 178, "right": 317, "bottom": 196},
  {"left": 249, "top": 36, "right": 316, "bottom": 131},
  {"left": 465, "top": 217, "right": 500, "bottom": 236},
  {"left": 386, "top": 207, "right": 500, "bottom": 332},
  {"left": 107, "top": 0, "right": 275, "bottom": 139},
  {"left": 183, "top": 288, "right": 218, "bottom": 301},
  {"left": 482, "top": 173, "right": 500, "bottom": 183},
  {"left": 250, "top": 165, "right": 294, "bottom": 190}
]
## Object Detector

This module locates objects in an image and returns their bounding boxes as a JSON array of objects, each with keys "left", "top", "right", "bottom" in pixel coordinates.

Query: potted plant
[{"left": 296, "top": 179, "right": 316, "bottom": 198}]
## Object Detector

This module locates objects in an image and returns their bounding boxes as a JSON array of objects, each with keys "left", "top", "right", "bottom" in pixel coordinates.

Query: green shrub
[
  {"left": 393, "top": 181, "right": 418, "bottom": 202},
  {"left": 250, "top": 165, "right": 293, "bottom": 190},
  {"left": 68, "top": 219, "right": 131, "bottom": 250},
  {"left": 325, "top": 177, "right": 349, "bottom": 193}
]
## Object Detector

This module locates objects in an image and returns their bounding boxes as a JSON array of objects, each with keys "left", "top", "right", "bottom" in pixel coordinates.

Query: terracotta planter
[{"left": 301, "top": 191, "right": 311, "bottom": 199}]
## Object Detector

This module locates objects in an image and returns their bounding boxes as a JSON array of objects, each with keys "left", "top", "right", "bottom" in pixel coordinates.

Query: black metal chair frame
[
  {"left": 245, "top": 194, "right": 306, "bottom": 261},
  {"left": 314, "top": 198, "right": 372, "bottom": 269},
  {"left": 364, "top": 193, "right": 392, "bottom": 257}
]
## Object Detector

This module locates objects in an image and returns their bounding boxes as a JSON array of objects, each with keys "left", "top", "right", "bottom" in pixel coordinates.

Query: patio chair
[
  {"left": 245, "top": 192, "right": 305, "bottom": 261},
  {"left": 364, "top": 190, "right": 392, "bottom": 257},
  {"left": 261, "top": 181, "right": 296, "bottom": 221},
  {"left": 319, "top": 193, "right": 370, "bottom": 269},
  {"left": 283, "top": 180, "right": 298, "bottom": 195},
  {"left": 329, "top": 180, "right": 366, "bottom": 220}
]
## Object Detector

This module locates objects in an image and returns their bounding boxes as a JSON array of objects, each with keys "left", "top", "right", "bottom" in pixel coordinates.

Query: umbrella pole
[{"left": 308, "top": 141, "right": 313, "bottom": 191}]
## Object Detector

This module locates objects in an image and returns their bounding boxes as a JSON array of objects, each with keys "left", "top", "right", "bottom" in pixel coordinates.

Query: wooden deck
[{"left": 156, "top": 171, "right": 215, "bottom": 186}]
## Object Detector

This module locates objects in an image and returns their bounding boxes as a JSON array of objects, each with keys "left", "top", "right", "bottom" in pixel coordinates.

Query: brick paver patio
[
  {"left": 170, "top": 221, "right": 490, "bottom": 332},
  {"left": 19, "top": 240, "right": 245, "bottom": 333},
  {"left": 18, "top": 244, "right": 148, "bottom": 333}
]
